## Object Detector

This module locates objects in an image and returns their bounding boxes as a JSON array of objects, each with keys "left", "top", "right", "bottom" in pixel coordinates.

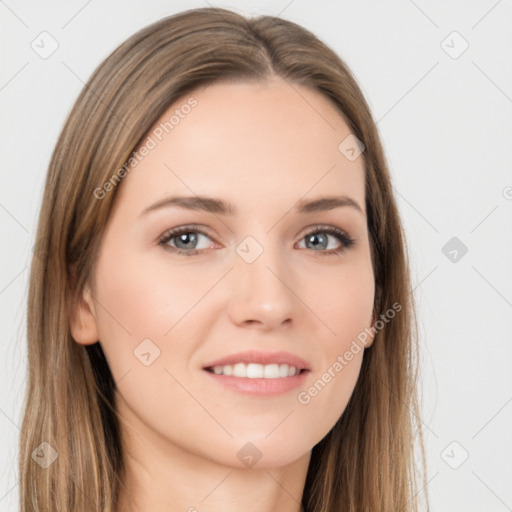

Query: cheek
[
  {"left": 93, "top": 249, "right": 210, "bottom": 341},
  {"left": 90, "top": 246, "right": 224, "bottom": 391},
  {"left": 299, "top": 350, "right": 364, "bottom": 438},
  {"left": 304, "top": 257, "right": 375, "bottom": 348},
  {"left": 294, "top": 259, "right": 373, "bottom": 424},
  {"left": 90, "top": 251, "right": 204, "bottom": 435}
]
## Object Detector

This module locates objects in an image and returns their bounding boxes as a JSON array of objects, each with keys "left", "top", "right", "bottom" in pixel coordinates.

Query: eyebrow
[{"left": 139, "top": 194, "right": 364, "bottom": 217}]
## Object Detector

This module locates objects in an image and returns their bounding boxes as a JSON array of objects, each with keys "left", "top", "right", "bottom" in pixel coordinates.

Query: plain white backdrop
[{"left": 1, "top": 1, "right": 511, "bottom": 510}]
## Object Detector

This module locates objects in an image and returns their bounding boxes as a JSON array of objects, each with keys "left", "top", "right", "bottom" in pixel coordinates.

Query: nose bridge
[{"left": 228, "top": 230, "right": 296, "bottom": 327}]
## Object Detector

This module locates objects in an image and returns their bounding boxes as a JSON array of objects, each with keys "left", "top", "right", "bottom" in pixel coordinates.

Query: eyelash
[{"left": 157, "top": 224, "right": 356, "bottom": 257}]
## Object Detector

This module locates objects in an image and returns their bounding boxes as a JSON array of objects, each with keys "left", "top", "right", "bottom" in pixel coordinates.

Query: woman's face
[{"left": 73, "top": 76, "right": 375, "bottom": 469}]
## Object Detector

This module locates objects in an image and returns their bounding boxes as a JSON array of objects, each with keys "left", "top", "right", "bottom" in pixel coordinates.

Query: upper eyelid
[{"left": 158, "top": 223, "right": 353, "bottom": 245}]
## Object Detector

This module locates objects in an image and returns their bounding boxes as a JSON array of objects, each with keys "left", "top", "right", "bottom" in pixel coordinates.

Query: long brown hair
[{"left": 20, "top": 7, "right": 428, "bottom": 511}]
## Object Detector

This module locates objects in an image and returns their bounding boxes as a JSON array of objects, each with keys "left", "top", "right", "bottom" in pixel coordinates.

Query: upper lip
[{"left": 202, "top": 350, "right": 311, "bottom": 371}]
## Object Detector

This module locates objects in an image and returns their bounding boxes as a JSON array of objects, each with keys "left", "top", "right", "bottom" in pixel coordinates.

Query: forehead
[{"left": 114, "top": 77, "right": 366, "bottom": 216}]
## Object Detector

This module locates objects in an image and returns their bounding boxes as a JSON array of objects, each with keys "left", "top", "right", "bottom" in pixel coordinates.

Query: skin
[{"left": 71, "top": 76, "right": 376, "bottom": 512}]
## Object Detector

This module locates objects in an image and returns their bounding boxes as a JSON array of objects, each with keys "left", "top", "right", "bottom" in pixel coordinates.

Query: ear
[{"left": 69, "top": 280, "right": 99, "bottom": 346}]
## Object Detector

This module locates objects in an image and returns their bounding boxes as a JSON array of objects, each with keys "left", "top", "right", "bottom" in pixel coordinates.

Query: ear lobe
[{"left": 69, "top": 282, "right": 99, "bottom": 346}]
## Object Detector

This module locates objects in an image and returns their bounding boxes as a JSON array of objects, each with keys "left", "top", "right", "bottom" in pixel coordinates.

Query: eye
[
  {"left": 158, "top": 225, "right": 216, "bottom": 256},
  {"left": 296, "top": 225, "right": 356, "bottom": 256},
  {"left": 157, "top": 224, "right": 356, "bottom": 256}
]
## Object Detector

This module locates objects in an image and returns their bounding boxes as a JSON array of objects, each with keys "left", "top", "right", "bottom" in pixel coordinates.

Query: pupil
[
  {"left": 308, "top": 233, "right": 327, "bottom": 250},
  {"left": 176, "top": 232, "right": 197, "bottom": 249}
]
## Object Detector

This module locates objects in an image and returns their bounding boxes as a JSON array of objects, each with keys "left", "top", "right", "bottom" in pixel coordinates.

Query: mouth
[
  {"left": 202, "top": 363, "right": 310, "bottom": 396},
  {"left": 200, "top": 350, "right": 311, "bottom": 395},
  {"left": 203, "top": 363, "right": 309, "bottom": 378}
]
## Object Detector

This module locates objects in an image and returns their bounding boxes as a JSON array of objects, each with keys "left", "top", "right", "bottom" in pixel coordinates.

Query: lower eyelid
[
  {"left": 159, "top": 226, "right": 354, "bottom": 253},
  {"left": 160, "top": 230, "right": 214, "bottom": 250}
]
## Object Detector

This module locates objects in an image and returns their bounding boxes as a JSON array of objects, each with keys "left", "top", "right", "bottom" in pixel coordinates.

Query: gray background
[{"left": 1, "top": 1, "right": 511, "bottom": 510}]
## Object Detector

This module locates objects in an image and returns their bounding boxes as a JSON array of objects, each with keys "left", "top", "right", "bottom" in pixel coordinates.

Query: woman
[{"left": 20, "top": 7, "right": 428, "bottom": 511}]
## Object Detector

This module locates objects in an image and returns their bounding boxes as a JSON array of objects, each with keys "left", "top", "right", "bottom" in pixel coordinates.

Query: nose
[{"left": 227, "top": 239, "right": 296, "bottom": 331}]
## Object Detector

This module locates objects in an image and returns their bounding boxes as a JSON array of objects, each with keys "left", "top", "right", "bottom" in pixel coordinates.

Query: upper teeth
[{"left": 211, "top": 363, "right": 300, "bottom": 378}]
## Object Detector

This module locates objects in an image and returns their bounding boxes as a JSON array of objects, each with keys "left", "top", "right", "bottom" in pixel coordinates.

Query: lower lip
[{"left": 202, "top": 369, "right": 310, "bottom": 396}]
